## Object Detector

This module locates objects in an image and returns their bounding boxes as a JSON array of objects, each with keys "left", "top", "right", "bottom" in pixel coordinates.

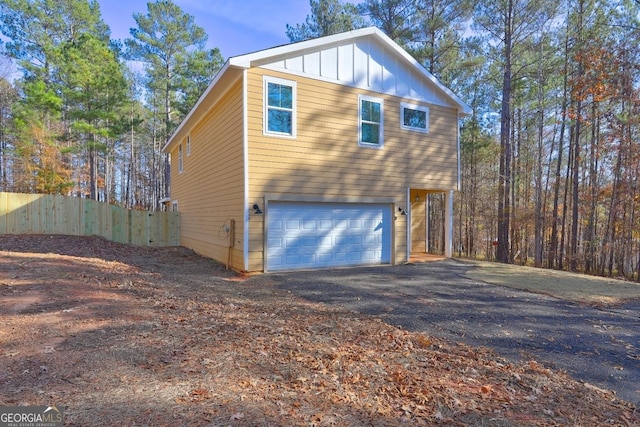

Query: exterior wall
[
  {"left": 246, "top": 68, "right": 459, "bottom": 270},
  {"left": 169, "top": 79, "right": 246, "bottom": 270}
]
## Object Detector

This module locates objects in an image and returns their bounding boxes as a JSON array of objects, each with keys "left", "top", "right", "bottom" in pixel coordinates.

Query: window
[
  {"left": 186, "top": 135, "right": 191, "bottom": 156},
  {"left": 401, "top": 103, "right": 429, "bottom": 133},
  {"left": 178, "top": 144, "right": 183, "bottom": 173},
  {"left": 359, "top": 95, "right": 384, "bottom": 147},
  {"left": 172, "top": 201, "right": 178, "bottom": 212},
  {"left": 264, "top": 76, "right": 296, "bottom": 137}
]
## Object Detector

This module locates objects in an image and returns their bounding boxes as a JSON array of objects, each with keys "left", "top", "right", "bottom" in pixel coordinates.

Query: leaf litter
[{"left": 0, "top": 235, "right": 637, "bottom": 426}]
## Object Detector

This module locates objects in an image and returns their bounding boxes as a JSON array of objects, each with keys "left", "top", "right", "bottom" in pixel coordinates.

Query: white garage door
[{"left": 266, "top": 202, "right": 392, "bottom": 271}]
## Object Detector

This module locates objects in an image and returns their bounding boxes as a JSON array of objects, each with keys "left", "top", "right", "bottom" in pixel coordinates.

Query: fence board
[
  {"left": 0, "top": 193, "right": 6, "bottom": 232},
  {"left": 0, "top": 192, "right": 179, "bottom": 247}
]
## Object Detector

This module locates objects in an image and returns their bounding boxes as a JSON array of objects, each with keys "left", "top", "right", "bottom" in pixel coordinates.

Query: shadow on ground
[{"left": 264, "top": 259, "right": 640, "bottom": 405}]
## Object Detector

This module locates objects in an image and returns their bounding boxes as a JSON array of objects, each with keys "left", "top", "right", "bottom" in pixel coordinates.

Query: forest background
[{"left": 1, "top": 0, "right": 639, "bottom": 279}]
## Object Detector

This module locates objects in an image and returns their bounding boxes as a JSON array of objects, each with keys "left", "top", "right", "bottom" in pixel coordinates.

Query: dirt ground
[{"left": 0, "top": 235, "right": 638, "bottom": 426}]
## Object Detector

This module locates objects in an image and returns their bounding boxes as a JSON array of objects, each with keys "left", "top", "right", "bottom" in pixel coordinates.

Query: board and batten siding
[
  {"left": 245, "top": 68, "right": 459, "bottom": 268},
  {"left": 170, "top": 79, "right": 246, "bottom": 270}
]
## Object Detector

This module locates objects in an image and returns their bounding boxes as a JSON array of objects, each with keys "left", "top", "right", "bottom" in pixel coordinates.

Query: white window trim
[
  {"left": 172, "top": 201, "right": 178, "bottom": 212},
  {"left": 400, "top": 102, "right": 429, "bottom": 133},
  {"left": 186, "top": 134, "right": 191, "bottom": 156},
  {"left": 263, "top": 75, "right": 297, "bottom": 138},
  {"left": 358, "top": 94, "right": 384, "bottom": 149},
  {"left": 178, "top": 144, "right": 183, "bottom": 174}
]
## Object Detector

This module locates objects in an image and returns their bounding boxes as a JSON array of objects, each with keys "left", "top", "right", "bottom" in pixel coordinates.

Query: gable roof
[{"left": 163, "top": 26, "right": 472, "bottom": 153}]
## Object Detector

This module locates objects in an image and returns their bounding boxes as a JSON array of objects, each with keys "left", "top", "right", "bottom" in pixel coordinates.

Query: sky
[{"left": 97, "top": 0, "right": 312, "bottom": 59}]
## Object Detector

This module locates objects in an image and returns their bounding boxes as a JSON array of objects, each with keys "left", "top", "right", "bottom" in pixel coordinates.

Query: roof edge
[
  {"left": 165, "top": 26, "right": 473, "bottom": 154},
  {"left": 229, "top": 27, "right": 380, "bottom": 68},
  {"left": 162, "top": 60, "right": 235, "bottom": 153},
  {"left": 229, "top": 26, "right": 472, "bottom": 115}
]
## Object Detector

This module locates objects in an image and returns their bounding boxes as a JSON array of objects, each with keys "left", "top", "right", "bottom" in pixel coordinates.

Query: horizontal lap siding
[
  {"left": 171, "top": 80, "right": 245, "bottom": 269},
  {"left": 247, "top": 70, "right": 458, "bottom": 198},
  {"left": 246, "top": 69, "right": 458, "bottom": 268}
]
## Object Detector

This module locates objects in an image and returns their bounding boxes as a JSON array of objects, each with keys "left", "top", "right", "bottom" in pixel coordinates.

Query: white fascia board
[
  {"left": 229, "top": 27, "right": 380, "bottom": 68},
  {"left": 162, "top": 60, "right": 234, "bottom": 153},
  {"left": 229, "top": 26, "right": 472, "bottom": 117}
]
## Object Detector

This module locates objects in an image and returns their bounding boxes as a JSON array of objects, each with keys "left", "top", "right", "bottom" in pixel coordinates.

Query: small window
[
  {"left": 359, "top": 95, "right": 384, "bottom": 147},
  {"left": 401, "top": 103, "right": 429, "bottom": 133},
  {"left": 264, "top": 76, "right": 296, "bottom": 137},
  {"left": 186, "top": 135, "right": 191, "bottom": 156},
  {"left": 172, "top": 201, "right": 178, "bottom": 212},
  {"left": 178, "top": 144, "right": 183, "bottom": 173}
]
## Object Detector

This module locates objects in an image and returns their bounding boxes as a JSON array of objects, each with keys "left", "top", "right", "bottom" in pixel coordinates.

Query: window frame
[
  {"left": 178, "top": 143, "right": 183, "bottom": 174},
  {"left": 263, "top": 76, "right": 297, "bottom": 138},
  {"left": 358, "top": 94, "right": 384, "bottom": 148},
  {"left": 400, "top": 102, "right": 429, "bottom": 133},
  {"left": 186, "top": 134, "right": 191, "bottom": 156}
]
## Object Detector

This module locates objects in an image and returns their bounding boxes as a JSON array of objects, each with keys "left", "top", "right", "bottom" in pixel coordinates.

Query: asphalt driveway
[{"left": 262, "top": 259, "right": 640, "bottom": 405}]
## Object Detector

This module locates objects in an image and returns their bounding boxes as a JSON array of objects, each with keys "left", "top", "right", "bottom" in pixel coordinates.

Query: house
[{"left": 162, "top": 27, "right": 471, "bottom": 272}]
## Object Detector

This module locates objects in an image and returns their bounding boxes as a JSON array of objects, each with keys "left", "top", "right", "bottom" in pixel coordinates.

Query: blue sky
[{"left": 97, "top": 0, "right": 312, "bottom": 58}]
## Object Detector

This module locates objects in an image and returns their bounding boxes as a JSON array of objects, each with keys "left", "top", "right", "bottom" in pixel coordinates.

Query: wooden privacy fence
[{"left": 0, "top": 192, "right": 180, "bottom": 247}]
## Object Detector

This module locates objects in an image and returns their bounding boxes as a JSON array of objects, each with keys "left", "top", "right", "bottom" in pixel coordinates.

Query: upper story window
[
  {"left": 178, "top": 144, "right": 183, "bottom": 173},
  {"left": 359, "top": 94, "right": 384, "bottom": 148},
  {"left": 264, "top": 76, "right": 296, "bottom": 137},
  {"left": 401, "top": 103, "right": 429, "bottom": 133},
  {"left": 186, "top": 134, "right": 191, "bottom": 156}
]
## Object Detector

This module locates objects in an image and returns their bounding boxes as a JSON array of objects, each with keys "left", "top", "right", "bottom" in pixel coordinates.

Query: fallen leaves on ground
[{"left": 0, "top": 235, "right": 637, "bottom": 426}]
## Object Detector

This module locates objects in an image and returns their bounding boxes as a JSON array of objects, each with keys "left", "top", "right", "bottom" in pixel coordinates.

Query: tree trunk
[
  {"left": 534, "top": 43, "right": 545, "bottom": 267},
  {"left": 496, "top": 0, "right": 513, "bottom": 264},
  {"left": 550, "top": 33, "right": 571, "bottom": 269}
]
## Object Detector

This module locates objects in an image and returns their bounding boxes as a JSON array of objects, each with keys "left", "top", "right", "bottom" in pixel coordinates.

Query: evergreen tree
[
  {"left": 286, "top": 0, "right": 366, "bottom": 42},
  {"left": 0, "top": 0, "right": 113, "bottom": 196},
  {"left": 473, "top": 0, "right": 561, "bottom": 263},
  {"left": 0, "top": 0, "right": 109, "bottom": 82},
  {"left": 358, "top": 0, "right": 417, "bottom": 45},
  {"left": 56, "top": 33, "right": 129, "bottom": 200},
  {"left": 176, "top": 48, "right": 224, "bottom": 118},
  {"left": 125, "top": 0, "right": 213, "bottom": 200},
  {"left": 410, "top": 0, "right": 473, "bottom": 81}
]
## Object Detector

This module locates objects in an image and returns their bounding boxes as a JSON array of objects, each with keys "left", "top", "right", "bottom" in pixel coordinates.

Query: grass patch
[{"left": 463, "top": 259, "right": 640, "bottom": 305}]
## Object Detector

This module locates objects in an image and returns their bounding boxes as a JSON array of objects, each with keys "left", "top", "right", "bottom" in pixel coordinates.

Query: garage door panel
[
  {"left": 268, "top": 255, "right": 283, "bottom": 267},
  {"left": 285, "top": 219, "right": 301, "bottom": 229},
  {"left": 335, "top": 236, "right": 348, "bottom": 246},
  {"left": 349, "top": 235, "right": 362, "bottom": 244},
  {"left": 363, "top": 250, "right": 378, "bottom": 261},
  {"left": 319, "top": 220, "right": 332, "bottom": 229},
  {"left": 318, "top": 252, "right": 332, "bottom": 263},
  {"left": 302, "top": 236, "right": 317, "bottom": 247},
  {"left": 334, "top": 219, "right": 348, "bottom": 229},
  {"left": 334, "top": 252, "right": 348, "bottom": 262},
  {"left": 267, "top": 202, "right": 392, "bottom": 271},
  {"left": 267, "top": 238, "right": 283, "bottom": 248}
]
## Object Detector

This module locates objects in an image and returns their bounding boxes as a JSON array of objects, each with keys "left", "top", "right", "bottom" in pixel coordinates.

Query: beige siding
[
  {"left": 246, "top": 69, "right": 458, "bottom": 268},
  {"left": 169, "top": 79, "right": 246, "bottom": 270},
  {"left": 247, "top": 69, "right": 458, "bottom": 194}
]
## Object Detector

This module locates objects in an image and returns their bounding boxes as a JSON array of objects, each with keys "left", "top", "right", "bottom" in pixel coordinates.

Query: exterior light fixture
[
  {"left": 398, "top": 207, "right": 407, "bottom": 215},
  {"left": 253, "top": 204, "right": 263, "bottom": 214}
]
